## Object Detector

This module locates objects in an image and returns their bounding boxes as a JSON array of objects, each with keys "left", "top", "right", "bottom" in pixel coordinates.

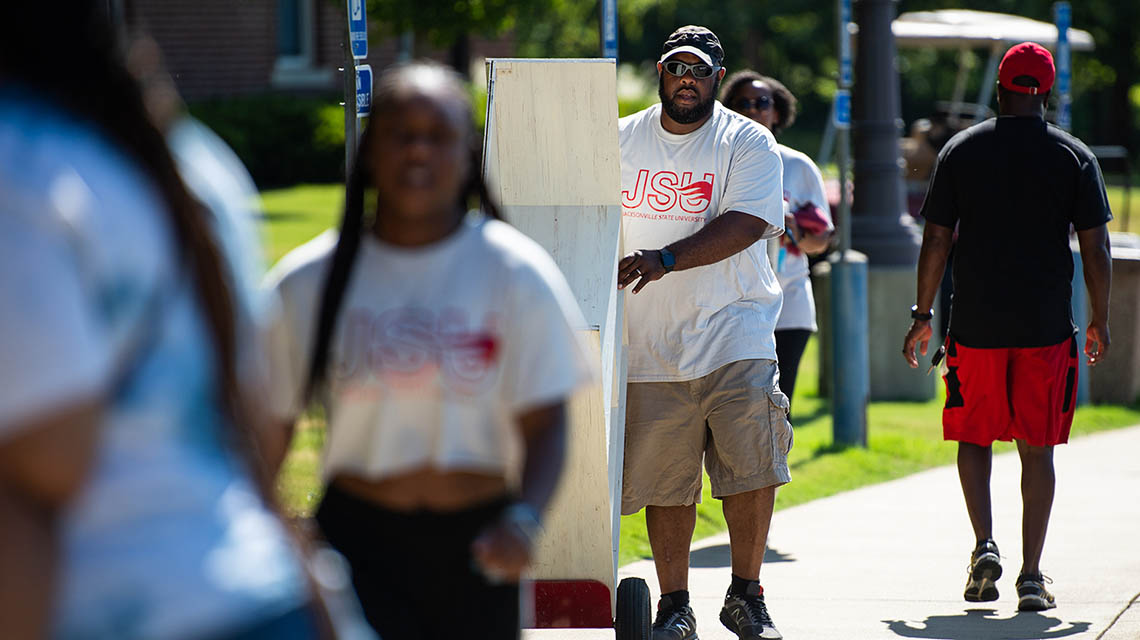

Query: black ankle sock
[
  {"left": 729, "top": 574, "right": 762, "bottom": 596},
  {"left": 660, "top": 590, "right": 690, "bottom": 610}
]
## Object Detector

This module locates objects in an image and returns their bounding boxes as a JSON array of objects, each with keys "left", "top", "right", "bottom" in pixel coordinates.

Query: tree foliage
[
  {"left": 364, "top": 0, "right": 519, "bottom": 47},
  {"left": 364, "top": 0, "right": 1139, "bottom": 156},
  {"left": 898, "top": 0, "right": 1139, "bottom": 156}
]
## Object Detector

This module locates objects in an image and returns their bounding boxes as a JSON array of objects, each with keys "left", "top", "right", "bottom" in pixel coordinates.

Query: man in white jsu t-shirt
[{"left": 615, "top": 25, "right": 789, "bottom": 640}]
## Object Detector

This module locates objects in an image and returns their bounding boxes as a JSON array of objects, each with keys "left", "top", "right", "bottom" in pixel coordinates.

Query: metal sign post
[
  {"left": 830, "top": 0, "right": 869, "bottom": 447},
  {"left": 343, "top": 0, "right": 368, "bottom": 183},
  {"left": 1054, "top": 1, "right": 1072, "bottom": 131},
  {"left": 835, "top": 90, "right": 852, "bottom": 253},
  {"left": 838, "top": 0, "right": 853, "bottom": 88},
  {"left": 835, "top": 0, "right": 853, "bottom": 254},
  {"left": 601, "top": 0, "right": 618, "bottom": 60}
]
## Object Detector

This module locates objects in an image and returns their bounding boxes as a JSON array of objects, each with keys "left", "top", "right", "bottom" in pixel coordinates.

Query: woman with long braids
[
  {"left": 721, "top": 71, "right": 835, "bottom": 414},
  {"left": 0, "top": 3, "right": 318, "bottom": 638},
  {"left": 263, "top": 61, "right": 592, "bottom": 638}
]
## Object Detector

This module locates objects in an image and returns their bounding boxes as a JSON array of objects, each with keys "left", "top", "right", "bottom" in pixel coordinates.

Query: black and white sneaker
[
  {"left": 652, "top": 594, "right": 699, "bottom": 640},
  {"left": 964, "top": 538, "right": 1002, "bottom": 602},
  {"left": 719, "top": 583, "right": 781, "bottom": 640},
  {"left": 1017, "top": 573, "right": 1056, "bottom": 611}
]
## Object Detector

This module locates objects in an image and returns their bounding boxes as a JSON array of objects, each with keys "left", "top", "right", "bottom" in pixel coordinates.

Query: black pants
[
  {"left": 315, "top": 486, "right": 520, "bottom": 640},
  {"left": 775, "top": 328, "right": 812, "bottom": 417}
]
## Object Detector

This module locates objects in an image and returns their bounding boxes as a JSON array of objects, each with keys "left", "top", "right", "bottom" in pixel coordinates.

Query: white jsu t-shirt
[
  {"left": 775, "top": 144, "right": 833, "bottom": 332},
  {"left": 265, "top": 217, "right": 593, "bottom": 484},
  {"left": 619, "top": 102, "right": 785, "bottom": 382}
]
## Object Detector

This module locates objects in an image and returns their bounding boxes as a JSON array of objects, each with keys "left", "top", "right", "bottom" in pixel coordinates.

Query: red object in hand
[
  {"left": 793, "top": 203, "right": 830, "bottom": 235},
  {"left": 783, "top": 203, "right": 830, "bottom": 256}
]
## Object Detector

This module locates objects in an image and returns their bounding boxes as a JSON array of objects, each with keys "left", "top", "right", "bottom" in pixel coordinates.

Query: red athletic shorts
[{"left": 942, "top": 335, "right": 1078, "bottom": 447}]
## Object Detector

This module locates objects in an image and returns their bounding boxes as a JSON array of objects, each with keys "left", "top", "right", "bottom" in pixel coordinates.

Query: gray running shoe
[
  {"left": 1017, "top": 573, "right": 1056, "bottom": 611},
  {"left": 964, "top": 539, "right": 1002, "bottom": 602},
  {"left": 719, "top": 583, "right": 781, "bottom": 639},
  {"left": 652, "top": 594, "right": 699, "bottom": 640}
]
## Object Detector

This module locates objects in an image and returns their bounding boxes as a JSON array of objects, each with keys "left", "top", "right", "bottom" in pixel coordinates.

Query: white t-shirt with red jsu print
[
  {"left": 619, "top": 101, "right": 785, "bottom": 383},
  {"left": 264, "top": 216, "right": 593, "bottom": 485}
]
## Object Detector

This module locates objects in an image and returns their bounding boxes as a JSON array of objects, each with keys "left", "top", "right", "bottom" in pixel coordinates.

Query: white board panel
[
  {"left": 484, "top": 60, "right": 621, "bottom": 330},
  {"left": 483, "top": 59, "right": 626, "bottom": 603},
  {"left": 500, "top": 205, "right": 615, "bottom": 328},
  {"left": 485, "top": 60, "right": 621, "bottom": 207},
  {"left": 529, "top": 332, "right": 613, "bottom": 583}
]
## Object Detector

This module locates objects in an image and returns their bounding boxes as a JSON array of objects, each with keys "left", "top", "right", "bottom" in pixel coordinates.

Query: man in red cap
[{"left": 902, "top": 41, "right": 1113, "bottom": 612}]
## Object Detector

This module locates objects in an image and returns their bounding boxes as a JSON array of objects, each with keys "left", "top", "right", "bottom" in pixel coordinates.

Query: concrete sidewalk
[{"left": 524, "top": 424, "right": 1140, "bottom": 639}]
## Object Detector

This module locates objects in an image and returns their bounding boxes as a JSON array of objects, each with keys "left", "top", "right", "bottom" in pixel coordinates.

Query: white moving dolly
[{"left": 482, "top": 58, "right": 650, "bottom": 639}]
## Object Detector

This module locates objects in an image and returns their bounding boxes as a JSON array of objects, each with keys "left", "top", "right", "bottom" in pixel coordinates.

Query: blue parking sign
[
  {"left": 347, "top": 0, "right": 367, "bottom": 59},
  {"left": 356, "top": 64, "right": 372, "bottom": 117},
  {"left": 834, "top": 89, "right": 851, "bottom": 129}
]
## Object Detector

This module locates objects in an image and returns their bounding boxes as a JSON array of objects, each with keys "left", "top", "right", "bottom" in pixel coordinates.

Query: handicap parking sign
[
  {"left": 347, "top": 0, "right": 367, "bottom": 59},
  {"left": 355, "top": 64, "right": 372, "bottom": 117}
]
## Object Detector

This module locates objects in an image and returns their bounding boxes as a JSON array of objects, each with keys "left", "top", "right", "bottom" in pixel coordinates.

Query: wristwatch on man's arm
[
  {"left": 910, "top": 304, "right": 933, "bottom": 322},
  {"left": 659, "top": 247, "right": 676, "bottom": 273}
]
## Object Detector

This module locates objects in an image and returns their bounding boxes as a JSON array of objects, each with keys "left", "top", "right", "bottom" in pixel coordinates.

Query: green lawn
[
  {"left": 259, "top": 182, "right": 1140, "bottom": 567},
  {"left": 257, "top": 182, "right": 1140, "bottom": 265},
  {"left": 260, "top": 183, "right": 343, "bottom": 264},
  {"left": 1106, "top": 183, "right": 1137, "bottom": 234}
]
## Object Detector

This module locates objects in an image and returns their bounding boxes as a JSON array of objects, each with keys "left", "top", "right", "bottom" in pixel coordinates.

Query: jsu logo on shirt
[
  {"left": 622, "top": 169, "right": 715, "bottom": 214},
  {"left": 335, "top": 307, "right": 501, "bottom": 394}
]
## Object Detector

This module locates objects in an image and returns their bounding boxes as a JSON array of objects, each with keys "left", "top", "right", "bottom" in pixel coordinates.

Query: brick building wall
[
  {"left": 125, "top": 0, "right": 280, "bottom": 100},
  {"left": 125, "top": 0, "right": 516, "bottom": 101}
]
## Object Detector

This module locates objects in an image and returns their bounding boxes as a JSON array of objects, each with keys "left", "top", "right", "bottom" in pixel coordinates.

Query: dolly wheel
[{"left": 614, "top": 577, "right": 651, "bottom": 640}]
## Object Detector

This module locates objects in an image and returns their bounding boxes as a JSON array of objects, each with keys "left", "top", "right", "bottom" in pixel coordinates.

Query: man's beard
[{"left": 659, "top": 75, "right": 719, "bottom": 125}]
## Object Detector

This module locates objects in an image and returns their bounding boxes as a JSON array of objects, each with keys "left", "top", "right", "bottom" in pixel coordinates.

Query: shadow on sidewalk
[
  {"left": 882, "top": 608, "right": 1091, "bottom": 639},
  {"left": 689, "top": 544, "right": 795, "bottom": 568}
]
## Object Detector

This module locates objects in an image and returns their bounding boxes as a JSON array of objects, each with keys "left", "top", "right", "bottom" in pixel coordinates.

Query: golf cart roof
[{"left": 893, "top": 9, "right": 1095, "bottom": 51}]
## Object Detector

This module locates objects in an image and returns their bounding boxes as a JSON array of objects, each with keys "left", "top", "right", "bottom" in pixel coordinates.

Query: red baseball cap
[{"left": 998, "top": 42, "right": 1055, "bottom": 95}]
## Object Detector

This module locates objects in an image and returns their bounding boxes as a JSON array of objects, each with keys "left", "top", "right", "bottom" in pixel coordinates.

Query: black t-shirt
[{"left": 919, "top": 116, "right": 1112, "bottom": 348}]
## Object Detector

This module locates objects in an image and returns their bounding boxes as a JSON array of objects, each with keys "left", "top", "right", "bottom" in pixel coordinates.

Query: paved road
[{"left": 524, "top": 425, "right": 1140, "bottom": 639}]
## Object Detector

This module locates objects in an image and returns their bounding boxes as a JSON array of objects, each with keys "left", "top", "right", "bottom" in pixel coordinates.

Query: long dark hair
[
  {"left": 305, "top": 61, "right": 503, "bottom": 399},
  {"left": 0, "top": 4, "right": 270, "bottom": 495}
]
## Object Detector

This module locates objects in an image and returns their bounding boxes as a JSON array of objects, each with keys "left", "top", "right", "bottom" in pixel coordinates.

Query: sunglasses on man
[
  {"left": 662, "top": 59, "right": 721, "bottom": 79},
  {"left": 730, "top": 96, "right": 773, "bottom": 112}
]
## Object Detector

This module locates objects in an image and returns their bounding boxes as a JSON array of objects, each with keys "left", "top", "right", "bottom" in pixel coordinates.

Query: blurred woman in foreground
[
  {"left": 264, "top": 61, "right": 593, "bottom": 639},
  {"left": 0, "top": 3, "right": 316, "bottom": 637}
]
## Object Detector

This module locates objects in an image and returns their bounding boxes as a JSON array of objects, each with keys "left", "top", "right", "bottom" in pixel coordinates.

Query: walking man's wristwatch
[
  {"left": 659, "top": 248, "right": 676, "bottom": 273},
  {"left": 910, "top": 304, "right": 933, "bottom": 321}
]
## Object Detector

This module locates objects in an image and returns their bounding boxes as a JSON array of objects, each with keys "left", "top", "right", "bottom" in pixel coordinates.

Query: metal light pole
[
  {"left": 849, "top": 0, "right": 933, "bottom": 403},
  {"left": 850, "top": 0, "right": 920, "bottom": 266}
]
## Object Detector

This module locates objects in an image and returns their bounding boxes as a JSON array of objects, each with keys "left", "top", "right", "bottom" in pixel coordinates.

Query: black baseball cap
[{"left": 659, "top": 25, "right": 724, "bottom": 67}]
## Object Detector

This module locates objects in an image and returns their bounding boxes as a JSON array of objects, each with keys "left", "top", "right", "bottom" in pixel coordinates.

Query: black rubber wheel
[{"left": 614, "top": 577, "right": 651, "bottom": 640}]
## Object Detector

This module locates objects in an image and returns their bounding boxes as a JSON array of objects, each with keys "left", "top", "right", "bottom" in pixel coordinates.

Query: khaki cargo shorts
[{"left": 621, "top": 359, "right": 793, "bottom": 516}]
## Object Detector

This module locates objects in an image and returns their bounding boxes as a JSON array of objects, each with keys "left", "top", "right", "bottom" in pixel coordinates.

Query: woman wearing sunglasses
[{"left": 721, "top": 72, "right": 834, "bottom": 415}]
